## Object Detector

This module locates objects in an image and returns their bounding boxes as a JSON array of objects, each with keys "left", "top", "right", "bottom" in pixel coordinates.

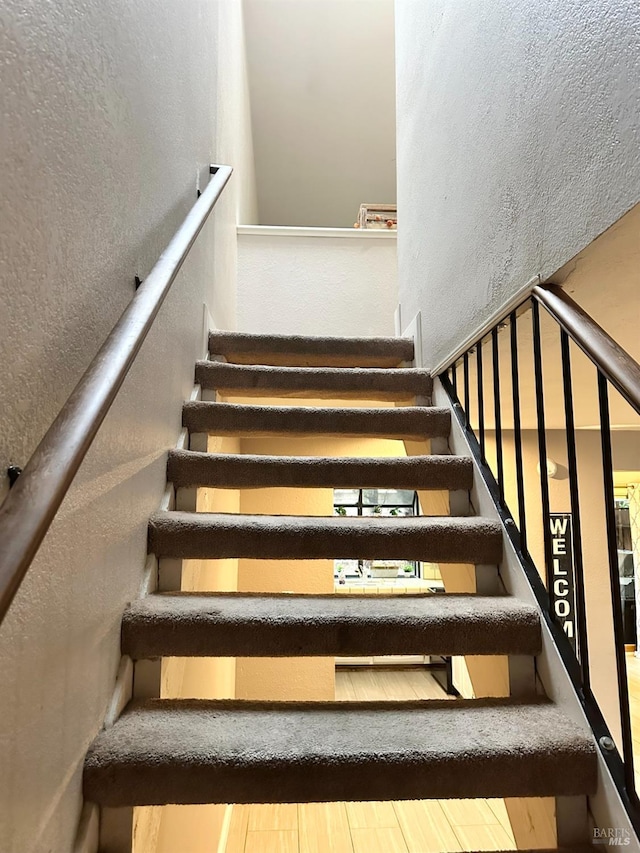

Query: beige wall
[
  {"left": 233, "top": 433, "right": 410, "bottom": 702},
  {"left": 219, "top": 430, "right": 413, "bottom": 703},
  {"left": 484, "top": 429, "right": 640, "bottom": 743},
  {"left": 153, "top": 806, "right": 228, "bottom": 853},
  {"left": 235, "top": 436, "right": 336, "bottom": 702}
]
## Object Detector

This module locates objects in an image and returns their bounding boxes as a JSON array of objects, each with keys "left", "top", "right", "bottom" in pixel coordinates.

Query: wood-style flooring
[{"left": 223, "top": 667, "right": 517, "bottom": 852}]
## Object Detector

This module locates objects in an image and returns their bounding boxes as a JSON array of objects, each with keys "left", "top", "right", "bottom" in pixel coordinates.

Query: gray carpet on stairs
[
  {"left": 167, "top": 450, "right": 473, "bottom": 490},
  {"left": 72, "top": 327, "right": 606, "bottom": 827},
  {"left": 148, "top": 512, "right": 502, "bottom": 563},
  {"left": 182, "top": 402, "right": 450, "bottom": 439},
  {"left": 194, "top": 362, "right": 432, "bottom": 401},
  {"left": 83, "top": 697, "right": 597, "bottom": 806},
  {"left": 122, "top": 592, "right": 541, "bottom": 659},
  {"left": 208, "top": 331, "right": 414, "bottom": 367}
]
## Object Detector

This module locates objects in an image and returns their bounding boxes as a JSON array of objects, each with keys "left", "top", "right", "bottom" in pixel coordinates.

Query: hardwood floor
[
  {"left": 335, "top": 667, "right": 452, "bottom": 702},
  {"left": 222, "top": 668, "right": 517, "bottom": 852}
]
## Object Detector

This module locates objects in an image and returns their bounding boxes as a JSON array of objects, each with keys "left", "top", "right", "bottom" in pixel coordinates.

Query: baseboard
[
  {"left": 202, "top": 303, "right": 215, "bottom": 358},
  {"left": 401, "top": 311, "right": 423, "bottom": 368}
]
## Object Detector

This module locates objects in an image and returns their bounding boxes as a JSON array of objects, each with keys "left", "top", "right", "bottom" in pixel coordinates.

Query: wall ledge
[{"left": 237, "top": 225, "right": 397, "bottom": 239}]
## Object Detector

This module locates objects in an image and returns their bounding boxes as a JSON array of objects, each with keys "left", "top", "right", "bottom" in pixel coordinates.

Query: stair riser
[
  {"left": 123, "top": 594, "right": 541, "bottom": 661},
  {"left": 166, "top": 451, "right": 473, "bottom": 491},
  {"left": 83, "top": 698, "right": 598, "bottom": 809},
  {"left": 201, "top": 388, "right": 429, "bottom": 403},
  {"left": 210, "top": 352, "right": 412, "bottom": 368},
  {"left": 122, "top": 620, "right": 541, "bottom": 660},
  {"left": 84, "top": 764, "right": 595, "bottom": 807},
  {"left": 208, "top": 332, "right": 414, "bottom": 368},
  {"left": 195, "top": 363, "right": 432, "bottom": 402},
  {"left": 85, "top": 755, "right": 596, "bottom": 808},
  {"left": 182, "top": 402, "right": 450, "bottom": 440},
  {"left": 148, "top": 525, "right": 502, "bottom": 563}
]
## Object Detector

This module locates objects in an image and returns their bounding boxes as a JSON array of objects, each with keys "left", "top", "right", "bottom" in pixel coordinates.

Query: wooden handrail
[
  {"left": 0, "top": 164, "right": 232, "bottom": 624},
  {"left": 533, "top": 284, "right": 640, "bottom": 415}
]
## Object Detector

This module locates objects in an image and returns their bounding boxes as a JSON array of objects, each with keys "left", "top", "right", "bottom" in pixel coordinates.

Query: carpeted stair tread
[
  {"left": 195, "top": 361, "right": 432, "bottom": 400},
  {"left": 182, "top": 401, "right": 450, "bottom": 439},
  {"left": 167, "top": 450, "right": 473, "bottom": 490},
  {"left": 122, "top": 592, "right": 541, "bottom": 659},
  {"left": 208, "top": 330, "right": 414, "bottom": 367},
  {"left": 83, "top": 697, "right": 597, "bottom": 806},
  {"left": 148, "top": 512, "right": 503, "bottom": 563}
]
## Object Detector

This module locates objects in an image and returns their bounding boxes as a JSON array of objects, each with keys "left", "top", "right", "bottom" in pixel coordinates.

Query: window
[{"left": 333, "top": 488, "right": 420, "bottom": 579}]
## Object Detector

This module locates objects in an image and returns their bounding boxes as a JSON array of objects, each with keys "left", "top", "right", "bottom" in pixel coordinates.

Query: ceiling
[{"left": 243, "top": 0, "right": 397, "bottom": 227}]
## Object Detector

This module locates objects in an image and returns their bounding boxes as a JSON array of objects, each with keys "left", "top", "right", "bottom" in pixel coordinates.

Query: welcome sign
[{"left": 549, "top": 513, "right": 576, "bottom": 651}]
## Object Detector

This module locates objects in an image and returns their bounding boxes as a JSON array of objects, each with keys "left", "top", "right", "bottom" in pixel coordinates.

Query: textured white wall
[
  {"left": 237, "top": 230, "right": 398, "bottom": 336},
  {"left": 395, "top": 0, "right": 640, "bottom": 368},
  {"left": 0, "top": 2, "right": 254, "bottom": 850},
  {"left": 211, "top": 0, "right": 259, "bottom": 322},
  {"left": 243, "top": 0, "right": 396, "bottom": 227}
]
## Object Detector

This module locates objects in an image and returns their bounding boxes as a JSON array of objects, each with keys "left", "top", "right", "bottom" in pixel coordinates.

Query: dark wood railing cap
[{"left": 533, "top": 284, "right": 640, "bottom": 415}]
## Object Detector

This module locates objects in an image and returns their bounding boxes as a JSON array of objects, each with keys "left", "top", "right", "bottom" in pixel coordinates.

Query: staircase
[{"left": 83, "top": 331, "right": 599, "bottom": 851}]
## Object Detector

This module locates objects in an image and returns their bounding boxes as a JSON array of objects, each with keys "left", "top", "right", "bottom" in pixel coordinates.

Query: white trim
[
  {"left": 237, "top": 224, "right": 397, "bottom": 239},
  {"left": 159, "top": 484, "right": 175, "bottom": 513},
  {"left": 202, "top": 303, "right": 215, "bottom": 358},
  {"left": 139, "top": 554, "right": 158, "bottom": 597},
  {"left": 175, "top": 386, "right": 201, "bottom": 452},
  {"left": 176, "top": 427, "right": 190, "bottom": 451},
  {"left": 432, "top": 274, "right": 541, "bottom": 376},
  {"left": 402, "top": 311, "right": 423, "bottom": 368},
  {"left": 104, "top": 656, "right": 133, "bottom": 729},
  {"left": 394, "top": 304, "right": 402, "bottom": 337},
  {"left": 72, "top": 804, "right": 99, "bottom": 853}
]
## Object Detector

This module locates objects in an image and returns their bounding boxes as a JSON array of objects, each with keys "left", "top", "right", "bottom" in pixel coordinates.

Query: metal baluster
[
  {"left": 598, "top": 372, "right": 637, "bottom": 799},
  {"left": 477, "top": 340, "right": 486, "bottom": 463},
  {"left": 463, "top": 352, "right": 470, "bottom": 430},
  {"left": 560, "top": 330, "right": 590, "bottom": 691},
  {"left": 452, "top": 361, "right": 458, "bottom": 396},
  {"left": 532, "top": 300, "right": 553, "bottom": 592},
  {"left": 510, "top": 310, "right": 527, "bottom": 553},
  {"left": 492, "top": 327, "right": 505, "bottom": 504}
]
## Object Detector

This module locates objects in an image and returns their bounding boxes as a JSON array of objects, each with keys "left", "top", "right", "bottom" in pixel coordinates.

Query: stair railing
[
  {"left": 439, "top": 283, "right": 640, "bottom": 826},
  {"left": 0, "top": 164, "right": 232, "bottom": 625}
]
